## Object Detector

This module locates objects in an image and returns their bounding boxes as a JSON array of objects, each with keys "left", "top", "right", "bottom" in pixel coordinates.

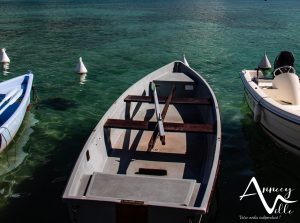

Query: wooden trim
[
  {"left": 116, "top": 202, "right": 148, "bottom": 223},
  {"left": 104, "top": 119, "right": 214, "bottom": 134},
  {"left": 124, "top": 95, "right": 211, "bottom": 105}
]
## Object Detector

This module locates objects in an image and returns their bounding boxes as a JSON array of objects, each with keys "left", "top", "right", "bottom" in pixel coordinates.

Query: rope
[{"left": 31, "top": 85, "right": 39, "bottom": 105}]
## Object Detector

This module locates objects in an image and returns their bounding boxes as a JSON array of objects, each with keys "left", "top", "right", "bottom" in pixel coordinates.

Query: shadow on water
[
  {"left": 240, "top": 107, "right": 300, "bottom": 222},
  {"left": 231, "top": 100, "right": 299, "bottom": 222},
  {"left": 0, "top": 121, "right": 92, "bottom": 223},
  {"left": 38, "top": 98, "right": 78, "bottom": 111},
  {"left": 215, "top": 99, "right": 300, "bottom": 223}
]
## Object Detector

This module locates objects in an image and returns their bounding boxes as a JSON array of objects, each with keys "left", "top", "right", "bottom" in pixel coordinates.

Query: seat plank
[
  {"left": 124, "top": 95, "right": 211, "bottom": 105},
  {"left": 86, "top": 173, "right": 197, "bottom": 207},
  {"left": 104, "top": 119, "right": 214, "bottom": 134}
]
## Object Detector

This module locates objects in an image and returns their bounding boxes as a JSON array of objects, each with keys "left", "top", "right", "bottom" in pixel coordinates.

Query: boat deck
[
  {"left": 258, "top": 79, "right": 294, "bottom": 105},
  {"left": 104, "top": 102, "right": 209, "bottom": 181},
  {"left": 261, "top": 88, "right": 290, "bottom": 105},
  {"left": 248, "top": 76, "right": 300, "bottom": 116},
  {"left": 104, "top": 132, "right": 206, "bottom": 179}
]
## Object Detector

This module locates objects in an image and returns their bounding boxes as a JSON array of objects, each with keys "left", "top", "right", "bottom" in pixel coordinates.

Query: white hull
[
  {"left": 63, "top": 61, "right": 221, "bottom": 223},
  {"left": 0, "top": 73, "right": 33, "bottom": 152},
  {"left": 241, "top": 70, "right": 300, "bottom": 156}
]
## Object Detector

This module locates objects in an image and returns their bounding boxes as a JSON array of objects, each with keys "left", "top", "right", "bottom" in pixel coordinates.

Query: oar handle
[
  {"left": 147, "top": 83, "right": 175, "bottom": 151},
  {"left": 152, "top": 82, "right": 165, "bottom": 137}
]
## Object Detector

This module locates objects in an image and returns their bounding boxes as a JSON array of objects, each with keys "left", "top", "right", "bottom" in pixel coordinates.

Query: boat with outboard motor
[
  {"left": 63, "top": 57, "right": 221, "bottom": 223},
  {"left": 0, "top": 73, "right": 34, "bottom": 152},
  {"left": 240, "top": 51, "right": 300, "bottom": 156}
]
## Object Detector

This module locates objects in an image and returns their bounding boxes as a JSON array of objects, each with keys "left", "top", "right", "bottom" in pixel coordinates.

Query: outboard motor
[{"left": 273, "top": 51, "right": 295, "bottom": 76}]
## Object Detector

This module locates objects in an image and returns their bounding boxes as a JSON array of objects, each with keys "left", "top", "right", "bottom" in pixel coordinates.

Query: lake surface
[{"left": 0, "top": 0, "right": 299, "bottom": 222}]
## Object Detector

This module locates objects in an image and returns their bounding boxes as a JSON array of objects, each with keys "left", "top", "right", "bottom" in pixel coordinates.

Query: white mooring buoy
[
  {"left": 1, "top": 48, "right": 10, "bottom": 63},
  {"left": 183, "top": 54, "right": 190, "bottom": 67},
  {"left": 258, "top": 52, "right": 271, "bottom": 70},
  {"left": 74, "top": 57, "right": 88, "bottom": 74}
]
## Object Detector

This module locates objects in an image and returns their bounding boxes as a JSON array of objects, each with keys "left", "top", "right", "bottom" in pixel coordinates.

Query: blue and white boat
[{"left": 0, "top": 73, "right": 33, "bottom": 152}]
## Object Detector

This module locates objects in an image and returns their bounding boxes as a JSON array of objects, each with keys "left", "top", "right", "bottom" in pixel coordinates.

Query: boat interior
[
  {"left": 0, "top": 76, "right": 28, "bottom": 126},
  {"left": 74, "top": 62, "right": 218, "bottom": 209}
]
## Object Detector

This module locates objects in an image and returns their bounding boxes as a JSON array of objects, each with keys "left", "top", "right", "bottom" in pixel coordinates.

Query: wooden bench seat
[
  {"left": 124, "top": 95, "right": 211, "bottom": 105},
  {"left": 104, "top": 119, "right": 214, "bottom": 134}
]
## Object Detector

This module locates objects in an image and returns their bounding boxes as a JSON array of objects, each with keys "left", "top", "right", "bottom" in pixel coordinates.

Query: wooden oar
[
  {"left": 0, "top": 88, "right": 19, "bottom": 108},
  {"left": 0, "top": 89, "right": 23, "bottom": 115},
  {"left": 151, "top": 82, "right": 165, "bottom": 144},
  {"left": 148, "top": 83, "right": 175, "bottom": 151}
]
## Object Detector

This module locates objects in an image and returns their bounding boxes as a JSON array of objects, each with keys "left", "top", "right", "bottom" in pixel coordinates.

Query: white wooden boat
[
  {"left": 0, "top": 73, "right": 33, "bottom": 152},
  {"left": 63, "top": 60, "right": 221, "bottom": 223},
  {"left": 240, "top": 51, "right": 300, "bottom": 156}
]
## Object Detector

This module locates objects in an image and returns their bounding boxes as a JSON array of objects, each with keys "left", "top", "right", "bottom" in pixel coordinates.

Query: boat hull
[
  {"left": 241, "top": 71, "right": 300, "bottom": 156},
  {"left": 0, "top": 73, "right": 33, "bottom": 152},
  {"left": 65, "top": 198, "right": 203, "bottom": 223}
]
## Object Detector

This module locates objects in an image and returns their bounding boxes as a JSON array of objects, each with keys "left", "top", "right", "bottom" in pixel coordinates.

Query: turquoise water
[{"left": 0, "top": 0, "right": 299, "bottom": 222}]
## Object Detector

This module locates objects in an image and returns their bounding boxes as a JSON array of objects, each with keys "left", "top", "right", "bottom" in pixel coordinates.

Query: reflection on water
[
  {"left": 2, "top": 63, "right": 9, "bottom": 71},
  {"left": 0, "top": 112, "right": 38, "bottom": 208},
  {"left": 2, "top": 71, "right": 10, "bottom": 76},
  {"left": 2, "top": 63, "right": 10, "bottom": 76},
  {"left": 0, "top": 112, "right": 38, "bottom": 176},
  {"left": 79, "top": 73, "right": 87, "bottom": 85}
]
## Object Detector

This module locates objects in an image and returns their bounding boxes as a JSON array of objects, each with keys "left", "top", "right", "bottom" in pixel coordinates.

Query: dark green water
[{"left": 0, "top": 0, "right": 299, "bottom": 222}]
